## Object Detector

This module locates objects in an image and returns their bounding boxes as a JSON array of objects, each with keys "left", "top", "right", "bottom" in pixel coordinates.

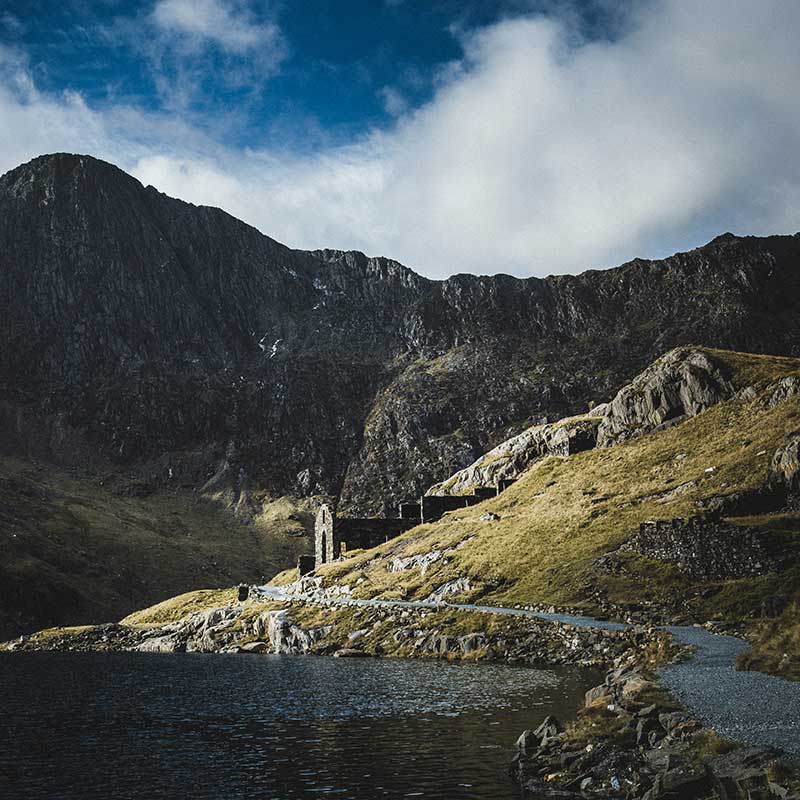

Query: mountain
[
  {"left": 2, "top": 153, "right": 800, "bottom": 519},
  {"left": 1, "top": 152, "right": 800, "bottom": 637}
]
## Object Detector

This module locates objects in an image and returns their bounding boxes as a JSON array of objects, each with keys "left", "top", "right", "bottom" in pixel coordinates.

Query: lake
[{"left": 0, "top": 652, "right": 598, "bottom": 799}]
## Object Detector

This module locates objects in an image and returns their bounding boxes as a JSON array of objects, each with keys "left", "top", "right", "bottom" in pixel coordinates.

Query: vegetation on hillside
[
  {"left": 311, "top": 350, "right": 800, "bottom": 664},
  {"left": 0, "top": 457, "right": 312, "bottom": 639}
]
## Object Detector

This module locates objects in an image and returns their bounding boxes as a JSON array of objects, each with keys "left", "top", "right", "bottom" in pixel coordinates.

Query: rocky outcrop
[
  {"left": 596, "top": 349, "right": 734, "bottom": 448},
  {"left": 771, "top": 434, "right": 800, "bottom": 493},
  {"left": 136, "top": 607, "right": 243, "bottom": 653},
  {"left": 427, "top": 415, "right": 599, "bottom": 496},
  {"left": 765, "top": 375, "right": 800, "bottom": 409},
  {"left": 513, "top": 655, "right": 798, "bottom": 799},
  {"left": 255, "top": 609, "right": 333, "bottom": 655}
]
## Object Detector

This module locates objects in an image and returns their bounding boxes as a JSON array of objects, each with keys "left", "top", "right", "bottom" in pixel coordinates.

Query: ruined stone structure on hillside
[
  {"left": 620, "top": 513, "right": 775, "bottom": 580},
  {"left": 303, "top": 479, "right": 516, "bottom": 574}
]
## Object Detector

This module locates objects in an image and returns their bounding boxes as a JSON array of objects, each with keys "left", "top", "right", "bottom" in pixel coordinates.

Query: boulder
[
  {"left": 533, "top": 715, "right": 564, "bottom": 745},
  {"left": 238, "top": 641, "right": 268, "bottom": 653},
  {"left": 643, "top": 765, "right": 713, "bottom": 799},
  {"left": 458, "top": 633, "right": 487, "bottom": 654},
  {"left": 621, "top": 674, "right": 657, "bottom": 701},
  {"left": 597, "top": 349, "right": 732, "bottom": 448},
  {"left": 333, "top": 648, "right": 370, "bottom": 658},
  {"left": 515, "top": 729, "right": 539, "bottom": 756},
  {"left": 584, "top": 684, "right": 614, "bottom": 709},
  {"left": 135, "top": 634, "right": 184, "bottom": 653},
  {"left": 771, "top": 434, "right": 800, "bottom": 491}
]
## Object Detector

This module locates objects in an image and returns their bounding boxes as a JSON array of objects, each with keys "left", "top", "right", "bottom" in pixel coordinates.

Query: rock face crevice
[{"left": 3, "top": 154, "right": 800, "bottom": 515}]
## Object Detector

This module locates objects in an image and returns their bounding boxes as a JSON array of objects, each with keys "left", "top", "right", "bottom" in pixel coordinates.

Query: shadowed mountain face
[{"left": 2, "top": 153, "right": 800, "bottom": 516}]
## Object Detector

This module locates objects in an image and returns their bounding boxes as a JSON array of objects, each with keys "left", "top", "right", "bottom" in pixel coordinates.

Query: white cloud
[
  {"left": 378, "top": 86, "right": 409, "bottom": 117},
  {"left": 1, "top": 1, "right": 800, "bottom": 279},
  {"left": 151, "top": 0, "right": 281, "bottom": 54}
]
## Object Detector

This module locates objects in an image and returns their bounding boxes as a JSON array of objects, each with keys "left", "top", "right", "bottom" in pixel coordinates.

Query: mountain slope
[
  {"left": 319, "top": 348, "right": 800, "bottom": 643},
  {"left": 0, "top": 455, "right": 314, "bottom": 640}
]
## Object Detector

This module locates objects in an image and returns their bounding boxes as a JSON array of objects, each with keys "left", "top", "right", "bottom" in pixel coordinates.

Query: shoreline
[{"left": 3, "top": 589, "right": 799, "bottom": 799}]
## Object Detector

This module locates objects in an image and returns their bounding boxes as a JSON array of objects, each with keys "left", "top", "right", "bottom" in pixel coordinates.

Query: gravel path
[
  {"left": 660, "top": 626, "right": 800, "bottom": 756},
  {"left": 256, "top": 586, "right": 800, "bottom": 755}
]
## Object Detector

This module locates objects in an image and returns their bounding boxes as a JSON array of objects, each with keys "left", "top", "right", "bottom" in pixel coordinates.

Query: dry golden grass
[
  {"left": 315, "top": 349, "right": 800, "bottom": 620},
  {"left": 121, "top": 588, "right": 238, "bottom": 625},
  {"left": 738, "top": 602, "right": 800, "bottom": 680}
]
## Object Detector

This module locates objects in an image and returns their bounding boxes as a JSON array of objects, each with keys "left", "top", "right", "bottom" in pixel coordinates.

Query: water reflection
[{"left": 0, "top": 652, "right": 599, "bottom": 799}]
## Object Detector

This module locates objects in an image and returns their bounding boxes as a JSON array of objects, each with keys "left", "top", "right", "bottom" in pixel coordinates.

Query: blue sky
[
  {"left": 3, "top": 1, "right": 624, "bottom": 148},
  {"left": 1, "top": 1, "right": 799, "bottom": 278}
]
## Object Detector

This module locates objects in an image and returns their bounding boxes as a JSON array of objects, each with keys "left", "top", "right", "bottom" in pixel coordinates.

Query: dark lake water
[{"left": 0, "top": 652, "right": 598, "bottom": 799}]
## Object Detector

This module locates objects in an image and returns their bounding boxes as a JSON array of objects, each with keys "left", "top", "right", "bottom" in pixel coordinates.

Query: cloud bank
[{"left": 1, "top": 0, "right": 799, "bottom": 278}]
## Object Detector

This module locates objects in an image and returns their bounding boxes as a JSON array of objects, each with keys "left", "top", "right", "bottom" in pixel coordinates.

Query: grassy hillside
[
  {"left": 0, "top": 456, "right": 312, "bottom": 639},
  {"left": 314, "top": 349, "right": 800, "bottom": 632}
]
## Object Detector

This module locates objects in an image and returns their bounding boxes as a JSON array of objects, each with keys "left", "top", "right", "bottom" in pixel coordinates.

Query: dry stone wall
[{"left": 621, "top": 515, "right": 772, "bottom": 581}]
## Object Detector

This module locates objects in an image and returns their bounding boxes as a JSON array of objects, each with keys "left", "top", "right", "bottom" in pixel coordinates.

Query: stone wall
[
  {"left": 335, "top": 518, "right": 419, "bottom": 555},
  {"left": 420, "top": 494, "right": 481, "bottom": 520},
  {"left": 313, "top": 478, "right": 517, "bottom": 570},
  {"left": 621, "top": 515, "right": 772, "bottom": 580}
]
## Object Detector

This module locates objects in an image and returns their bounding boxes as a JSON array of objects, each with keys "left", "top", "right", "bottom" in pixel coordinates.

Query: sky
[{"left": 1, "top": 0, "right": 799, "bottom": 279}]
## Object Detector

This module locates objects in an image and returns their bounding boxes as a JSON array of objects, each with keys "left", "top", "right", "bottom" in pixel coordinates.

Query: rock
[
  {"left": 636, "top": 718, "right": 665, "bottom": 746},
  {"left": 516, "top": 729, "right": 539, "bottom": 755},
  {"left": 458, "top": 633, "right": 487, "bottom": 654},
  {"left": 658, "top": 712, "right": 686, "bottom": 732},
  {"left": 584, "top": 685, "right": 614, "bottom": 709},
  {"left": 771, "top": 434, "right": 800, "bottom": 492},
  {"left": 425, "top": 577, "right": 471, "bottom": 602},
  {"left": 597, "top": 348, "right": 733, "bottom": 448},
  {"left": 621, "top": 674, "right": 657, "bottom": 700},
  {"left": 533, "top": 715, "right": 564, "bottom": 744},
  {"left": 238, "top": 641, "right": 268, "bottom": 653},
  {"left": 643, "top": 764, "right": 713, "bottom": 799},
  {"left": 765, "top": 375, "right": 800, "bottom": 408},
  {"left": 480, "top": 512, "right": 500, "bottom": 521},
  {"left": 136, "top": 635, "right": 184, "bottom": 653},
  {"left": 390, "top": 550, "right": 443, "bottom": 574},
  {"left": 427, "top": 416, "right": 600, "bottom": 497},
  {"left": 333, "top": 648, "right": 370, "bottom": 658}
]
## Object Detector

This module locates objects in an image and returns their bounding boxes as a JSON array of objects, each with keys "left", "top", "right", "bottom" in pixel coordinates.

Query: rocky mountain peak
[{"left": 1, "top": 154, "right": 800, "bottom": 515}]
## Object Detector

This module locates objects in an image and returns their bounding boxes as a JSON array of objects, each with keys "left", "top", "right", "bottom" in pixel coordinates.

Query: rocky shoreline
[
  {"left": 512, "top": 653, "right": 799, "bottom": 799},
  {"left": 3, "top": 594, "right": 798, "bottom": 800},
  {"left": 3, "top": 595, "right": 663, "bottom": 667}
]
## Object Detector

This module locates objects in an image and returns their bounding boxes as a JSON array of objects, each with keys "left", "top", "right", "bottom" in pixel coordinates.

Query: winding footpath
[{"left": 256, "top": 585, "right": 800, "bottom": 756}]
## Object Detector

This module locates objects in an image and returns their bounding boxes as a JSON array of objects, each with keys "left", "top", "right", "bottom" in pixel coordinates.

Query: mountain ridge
[{"left": 2, "top": 152, "right": 800, "bottom": 520}]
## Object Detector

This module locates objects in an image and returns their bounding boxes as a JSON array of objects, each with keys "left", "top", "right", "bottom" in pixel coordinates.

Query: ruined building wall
[
  {"left": 622, "top": 515, "right": 773, "bottom": 580},
  {"left": 315, "top": 505, "right": 336, "bottom": 564},
  {"left": 312, "top": 478, "right": 517, "bottom": 570}
]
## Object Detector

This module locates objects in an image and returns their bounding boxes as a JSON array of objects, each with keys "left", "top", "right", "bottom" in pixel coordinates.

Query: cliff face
[{"left": 2, "top": 153, "right": 800, "bottom": 516}]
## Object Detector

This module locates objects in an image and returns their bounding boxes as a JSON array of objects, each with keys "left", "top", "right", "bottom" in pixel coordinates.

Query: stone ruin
[
  {"left": 619, "top": 512, "right": 774, "bottom": 581},
  {"left": 300, "top": 479, "right": 516, "bottom": 574}
]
